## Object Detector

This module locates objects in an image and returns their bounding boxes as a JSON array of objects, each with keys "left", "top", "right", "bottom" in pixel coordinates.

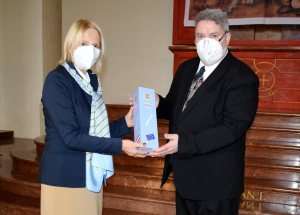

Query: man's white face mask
[{"left": 196, "top": 34, "right": 227, "bottom": 65}]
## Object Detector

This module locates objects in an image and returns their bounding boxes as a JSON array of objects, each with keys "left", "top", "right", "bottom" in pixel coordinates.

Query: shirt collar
[
  {"left": 74, "top": 65, "right": 91, "bottom": 83},
  {"left": 196, "top": 49, "right": 228, "bottom": 81}
]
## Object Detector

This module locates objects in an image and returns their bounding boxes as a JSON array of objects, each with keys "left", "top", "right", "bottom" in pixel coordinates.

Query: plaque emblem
[{"left": 143, "top": 93, "right": 152, "bottom": 101}]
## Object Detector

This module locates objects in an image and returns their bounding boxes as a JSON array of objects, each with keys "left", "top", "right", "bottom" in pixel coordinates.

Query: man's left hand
[{"left": 149, "top": 133, "right": 178, "bottom": 157}]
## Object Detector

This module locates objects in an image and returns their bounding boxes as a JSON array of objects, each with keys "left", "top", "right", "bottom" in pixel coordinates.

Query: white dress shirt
[
  {"left": 75, "top": 65, "right": 91, "bottom": 83},
  {"left": 196, "top": 49, "right": 228, "bottom": 82}
]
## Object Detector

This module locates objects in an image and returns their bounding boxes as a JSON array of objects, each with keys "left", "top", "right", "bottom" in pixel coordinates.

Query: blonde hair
[{"left": 59, "top": 19, "right": 105, "bottom": 73}]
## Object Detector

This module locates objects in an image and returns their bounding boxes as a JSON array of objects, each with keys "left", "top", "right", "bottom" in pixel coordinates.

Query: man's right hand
[{"left": 155, "top": 93, "right": 159, "bottom": 108}]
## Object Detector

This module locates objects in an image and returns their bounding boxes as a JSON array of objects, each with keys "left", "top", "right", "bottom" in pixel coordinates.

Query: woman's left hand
[{"left": 125, "top": 105, "right": 134, "bottom": 127}]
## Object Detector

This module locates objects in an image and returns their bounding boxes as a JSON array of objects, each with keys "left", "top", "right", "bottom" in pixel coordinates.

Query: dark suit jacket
[
  {"left": 157, "top": 51, "right": 259, "bottom": 201},
  {"left": 38, "top": 62, "right": 131, "bottom": 187}
]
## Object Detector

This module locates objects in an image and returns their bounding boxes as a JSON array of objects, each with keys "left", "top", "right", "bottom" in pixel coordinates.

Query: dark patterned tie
[{"left": 182, "top": 66, "right": 205, "bottom": 111}]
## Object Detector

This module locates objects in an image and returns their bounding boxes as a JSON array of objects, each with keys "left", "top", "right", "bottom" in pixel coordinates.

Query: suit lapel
[
  {"left": 173, "top": 58, "right": 200, "bottom": 118},
  {"left": 68, "top": 62, "right": 98, "bottom": 105},
  {"left": 178, "top": 51, "right": 234, "bottom": 122}
]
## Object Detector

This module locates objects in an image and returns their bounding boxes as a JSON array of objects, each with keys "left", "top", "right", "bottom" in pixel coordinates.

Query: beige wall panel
[
  {"left": 230, "top": 25, "right": 255, "bottom": 40},
  {"left": 282, "top": 25, "right": 300, "bottom": 40},
  {"left": 0, "top": 0, "right": 43, "bottom": 138},
  {"left": 255, "top": 25, "right": 282, "bottom": 40},
  {"left": 62, "top": 0, "right": 174, "bottom": 104}
]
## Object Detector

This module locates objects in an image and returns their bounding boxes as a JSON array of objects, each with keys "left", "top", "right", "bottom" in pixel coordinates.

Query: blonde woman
[{"left": 38, "top": 19, "right": 147, "bottom": 215}]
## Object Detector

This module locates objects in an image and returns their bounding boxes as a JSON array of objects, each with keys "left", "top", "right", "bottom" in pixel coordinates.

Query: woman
[{"left": 38, "top": 19, "right": 148, "bottom": 215}]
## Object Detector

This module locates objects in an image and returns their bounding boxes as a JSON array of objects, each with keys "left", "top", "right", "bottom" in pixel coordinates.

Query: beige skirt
[{"left": 41, "top": 184, "right": 103, "bottom": 215}]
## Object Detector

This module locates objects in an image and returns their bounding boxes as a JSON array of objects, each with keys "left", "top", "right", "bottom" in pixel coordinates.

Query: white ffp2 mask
[
  {"left": 73, "top": 46, "right": 100, "bottom": 70},
  {"left": 196, "top": 36, "right": 227, "bottom": 65}
]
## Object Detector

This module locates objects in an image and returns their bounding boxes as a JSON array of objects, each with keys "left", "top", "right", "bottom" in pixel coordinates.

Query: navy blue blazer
[
  {"left": 157, "top": 51, "right": 259, "bottom": 201},
  {"left": 38, "top": 62, "right": 131, "bottom": 187}
]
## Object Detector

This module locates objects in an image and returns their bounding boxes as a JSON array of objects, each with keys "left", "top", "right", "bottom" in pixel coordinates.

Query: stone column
[{"left": 40, "top": 0, "right": 62, "bottom": 135}]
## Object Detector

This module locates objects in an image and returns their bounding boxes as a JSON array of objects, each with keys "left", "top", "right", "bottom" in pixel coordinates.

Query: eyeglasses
[{"left": 194, "top": 32, "right": 227, "bottom": 44}]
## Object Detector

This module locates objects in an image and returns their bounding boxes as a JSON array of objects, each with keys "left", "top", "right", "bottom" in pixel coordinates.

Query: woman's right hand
[{"left": 122, "top": 140, "right": 149, "bottom": 158}]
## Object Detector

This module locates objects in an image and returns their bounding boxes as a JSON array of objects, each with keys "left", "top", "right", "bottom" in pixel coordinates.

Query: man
[{"left": 149, "top": 9, "right": 259, "bottom": 215}]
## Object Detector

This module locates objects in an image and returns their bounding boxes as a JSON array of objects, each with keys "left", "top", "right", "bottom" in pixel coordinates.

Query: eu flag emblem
[{"left": 146, "top": 134, "right": 155, "bottom": 141}]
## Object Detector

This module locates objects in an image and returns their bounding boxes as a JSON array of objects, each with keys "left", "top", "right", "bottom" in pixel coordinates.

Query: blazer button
[{"left": 175, "top": 126, "right": 178, "bottom": 130}]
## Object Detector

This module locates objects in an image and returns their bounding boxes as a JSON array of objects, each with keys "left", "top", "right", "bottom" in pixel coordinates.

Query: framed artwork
[
  {"left": 173, "top": 0, "right": 300, "bottom": 45},
  {"left": 184, "top": 0, "right": 300, "bottom": 26}
]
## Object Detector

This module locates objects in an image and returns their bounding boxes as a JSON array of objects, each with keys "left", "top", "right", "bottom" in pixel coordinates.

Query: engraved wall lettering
[
  {"left": 247, "top": 191, "right": 255, "bottom": 199},
  {"left": 241, "top": 191, "right": 264, "bottom": 201}
]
